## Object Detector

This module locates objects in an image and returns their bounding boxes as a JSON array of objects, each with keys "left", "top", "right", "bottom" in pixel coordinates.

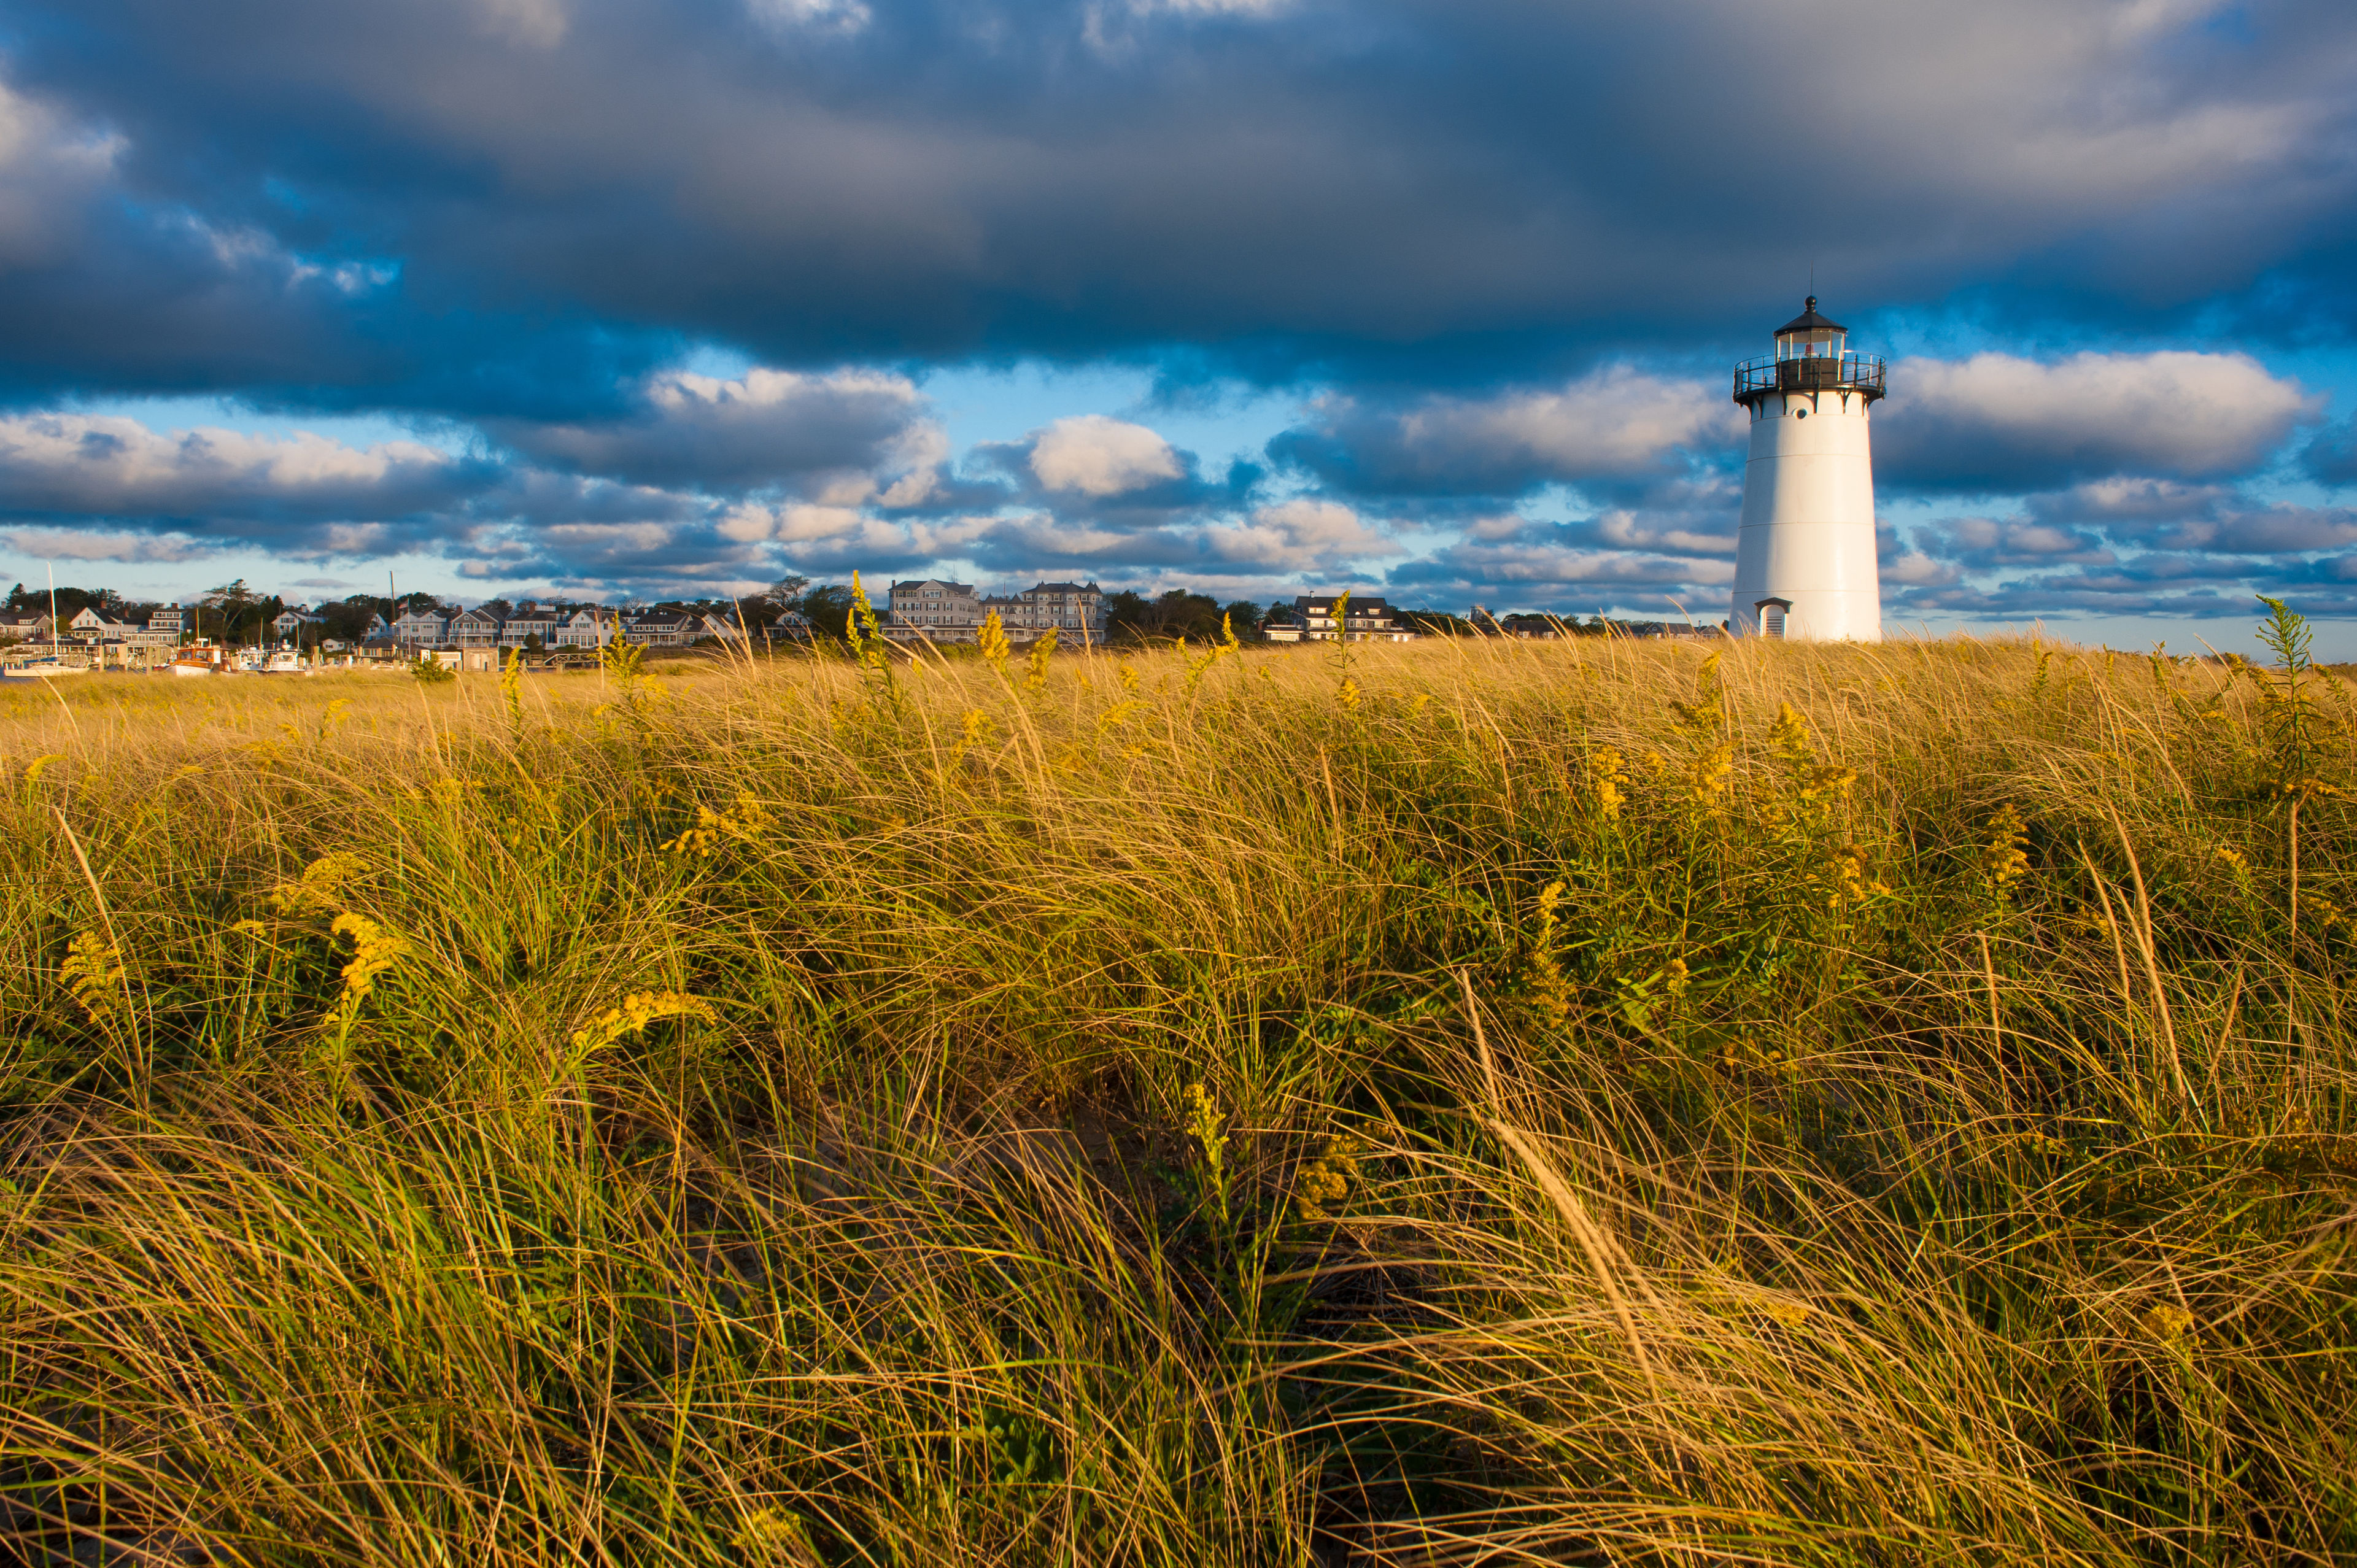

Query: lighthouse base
[{"left": 1728, "top": 585, "right": 1883, "bottom": 643}]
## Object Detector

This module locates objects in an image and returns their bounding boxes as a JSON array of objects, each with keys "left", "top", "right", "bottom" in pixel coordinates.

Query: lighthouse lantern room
[{"left": 1728, "top": 297, "right": 1886, "bottom": 641}]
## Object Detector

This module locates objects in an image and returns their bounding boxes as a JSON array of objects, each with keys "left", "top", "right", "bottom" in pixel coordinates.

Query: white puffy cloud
[
  {"left": 0, "top": 414, "right": 478, "bottom": 525},
  {"left": 714, "top": 501, "right": 869, "bottom": 544},
  {"left": 1028, "top": 415, "right": 1187, "bottom": 497},
  {"left": 1274, "top": 368, "right": 1735, "bottom": 496},
  {"left": 1878, "top": 350, "right": 2320, "bottom": 491},
  {"left": 0, "top": 526, "right": 220, "bottom": 563},
  {"left": 1201, "top": 498, "right": 1398, "bottom": 571}
]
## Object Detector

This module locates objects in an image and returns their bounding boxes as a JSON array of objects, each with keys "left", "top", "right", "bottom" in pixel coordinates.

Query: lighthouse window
[
  {"left": 1794, "top": 408, "right": 1808, "bottom": 419},
  {"left": 1760, "top": 603, "right": 1787, "bottom": 639}
]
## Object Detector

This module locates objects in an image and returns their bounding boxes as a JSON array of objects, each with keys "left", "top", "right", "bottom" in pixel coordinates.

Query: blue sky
[{"left": 0, "top": 0, "right": 2354, "bottom": 652}]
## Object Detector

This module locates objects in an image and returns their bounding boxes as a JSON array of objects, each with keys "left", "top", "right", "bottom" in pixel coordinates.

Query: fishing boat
[
  {"left": 169, "top": 650, "right": 217, "bottom": 678},
  {"left": 2, "top": 655, "right": 89, "bottom": 680}
]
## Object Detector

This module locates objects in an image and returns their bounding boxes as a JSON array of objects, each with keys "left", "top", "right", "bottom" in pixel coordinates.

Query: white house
[
  {"left": 619, "top": 610, "right": 698, "bottom": 647},
  {"left": 1263, "top": 593, "right": 1416, "bottom": 643},
  {"left": 888, "top": 579, "right": 980, "bottom": 638},
  {"left": 996, "top": 581, "right": 1105, "bottom": 634},
  {"left": 68, "top": 608, "right": 139, "bottom": 643},
  {"left": 886, "top": 578, "right": 1106, "bottom": 643},
  {"left": 390, "top": 607, "right": 449, "bottom": 648},
  {"left": 554, "top": 609, "right": 613, "bottom": 649},
  {"left": 448, "top": 607, "right": 504, "bottom": 649},
  {"left": 271, "top": 608, "right": 323, "bottom": 641},
  {"left": 499, "top": 603, "right": 561, "bottom": 647}
]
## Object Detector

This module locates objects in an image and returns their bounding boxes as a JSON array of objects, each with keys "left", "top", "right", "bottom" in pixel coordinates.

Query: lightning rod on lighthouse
[{"left": 1728, "top": 297, "right": 1886, "bottom": 641}]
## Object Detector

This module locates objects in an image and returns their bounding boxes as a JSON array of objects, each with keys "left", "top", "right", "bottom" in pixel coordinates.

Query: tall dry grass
[{"left": 0, "top": 627, "right": 2350, "bottom": 1565}]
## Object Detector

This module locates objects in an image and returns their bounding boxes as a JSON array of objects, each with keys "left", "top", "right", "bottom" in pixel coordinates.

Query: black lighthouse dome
[
  {"left": 1775, "top": 296, "right": 1846, "bottom": 339},
  {"left": 1733, "top": 295, "right": 1885, "bottom": 406}
]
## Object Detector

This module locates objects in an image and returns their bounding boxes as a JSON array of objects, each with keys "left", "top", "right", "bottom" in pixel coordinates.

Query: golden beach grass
[{"left": 0, "top": 625, "right": 2350, "bottom": 1564}]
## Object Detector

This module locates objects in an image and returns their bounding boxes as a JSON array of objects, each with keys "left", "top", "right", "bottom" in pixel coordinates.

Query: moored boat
[{"left": 3, "top": 655, "right": 90, "bottom": 679}]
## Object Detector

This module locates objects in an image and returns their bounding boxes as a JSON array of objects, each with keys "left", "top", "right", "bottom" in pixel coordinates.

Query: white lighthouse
[{"left": 1728, "top": 298, "right": 1886, "bottom": 641}]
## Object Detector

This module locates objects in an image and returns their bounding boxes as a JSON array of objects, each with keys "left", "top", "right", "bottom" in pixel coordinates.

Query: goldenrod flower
[
  {"left": 1827, "top": 846, "right": 1890, "bottom": 908},
  {"left": 1587, "top": 747, "right": 1628, "bottom": 820},
  {"left": 60, "top": 931, "right": 123, "bottom": 1024},
  {"left": 269, "top": 851, "right": 367, "bottom": 917},
  {"left": 1687, "top": 743, "right": 1734, "bottom": 806},
  {"left": 1768, "top": 701, "right": 1811, "bottom": 768},
  {"left": 329, "top": 911, "right": 409, "bottom": 1008},
  {"left": 1295, "top": 1135, "right": 1364, "bottom": 1221},
  {"left": 1185, "top": 1081, "right": 1231, "bottom": 1222},
  {"left": 1527, "top": 881, "right": 1572, "bottom": 1027},
  {"left": 1984, "top": 805, "right": 2030, "bottom": 894},
  {"left": 980, "top": 611, "right": 1010, "bottom": 673},
  {"left": 1026, "top": 625, "right": 1059, "bottom": 690},
  {"left": 660, "top": 793, "right": 774, "bottom": 857},
  {"left": 569, "top": 991, "right": 718, "bottom": 1056}
]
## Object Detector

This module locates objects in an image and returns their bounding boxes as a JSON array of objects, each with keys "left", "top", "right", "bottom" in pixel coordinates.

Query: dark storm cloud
[
  {"left": 2, "top": 0, "right": 2354, "bottom": 411},
  {"left": 489, "top": 368, "right": 940, "bottom": 491},
  {"left": 2305, "top": 415, "right": 2357, "bottom": 487}
]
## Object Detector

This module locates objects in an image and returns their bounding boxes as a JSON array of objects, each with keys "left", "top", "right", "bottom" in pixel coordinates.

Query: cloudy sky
[{"left": 1, "top": 0, "right": 2355, "bottom": 650}]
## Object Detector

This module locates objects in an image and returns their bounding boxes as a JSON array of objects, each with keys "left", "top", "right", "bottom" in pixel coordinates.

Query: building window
[{"left": 1759, "top": 601, "right": 1787, "bottom": 639}]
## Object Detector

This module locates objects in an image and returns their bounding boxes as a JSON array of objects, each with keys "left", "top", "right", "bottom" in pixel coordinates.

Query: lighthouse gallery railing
[{"left": 1732, "top": 353, "right": 1886, "bottom": 402}]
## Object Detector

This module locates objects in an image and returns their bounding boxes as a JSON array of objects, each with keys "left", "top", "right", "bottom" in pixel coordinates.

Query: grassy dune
[{"left": 0, "top": 628, "right": 2351, "bottom": 1565}]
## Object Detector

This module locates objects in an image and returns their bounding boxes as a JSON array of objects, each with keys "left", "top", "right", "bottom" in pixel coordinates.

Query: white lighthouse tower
[{"left": 1728, "top": 298, "right": 1886, "bottom": 641}]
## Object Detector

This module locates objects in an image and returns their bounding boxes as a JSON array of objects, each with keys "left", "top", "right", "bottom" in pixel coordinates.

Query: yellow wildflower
[
  {"left": 1827, "top": 846, "right": 1889, "bottom": 908},
  {"left": 1025, "top": 625, "right": 1059, "bottom": 689},
  {"left": 1587, "top": 747, "right": 1628, "bottom": 819},
  {"left": 1295, "top": 1135, "right": 1364, "bottom": 1222},
  {"left": 1185, "top": 1081, "right": 1228, "bottom": 1170},
  {"left": 1768, "top": 701, "right": 1811, "bottom": 768},
  {"left": 979, "top": 611, "right": 1010, "bottom": 673},
  {"left": 2141, "top": 1302, "right": 2196, "bottom": 1345},
  {"left": 269, "top": 851, "right": 368, "bottom": 917},
  {"left": 1687, "top": 743, "right": 1734, "bottom": 806},
  {"left": 60, "top": 931, "right": 123, "bottom": 1024},
  {"left": 569, "top": 991, "right": 718, "bottom": 1056},
  {"left": 1984, "top": 805, "right": 2030, "bottom": 893},
  {"left": 23, "top": 753, "right": 64, "bottom": 785},
  {"left": 734, "top": 1507, "right": 813, "bottom": 1561},
  {"left": 329, "top": 912, "right": 409, "bottom": 1008},
  {"left": 660, "top": 793, "right": 774, "bottom": 857},
  {"left": 1528, "top": 881, "right": 1571, "bottom": 1027}
]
